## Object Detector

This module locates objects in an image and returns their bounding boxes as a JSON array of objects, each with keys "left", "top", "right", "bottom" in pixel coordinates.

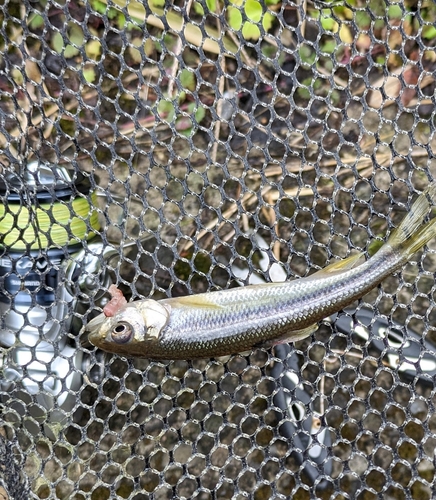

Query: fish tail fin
[{"left": 387, "top": 182, "right": 436, "bottom": 258}]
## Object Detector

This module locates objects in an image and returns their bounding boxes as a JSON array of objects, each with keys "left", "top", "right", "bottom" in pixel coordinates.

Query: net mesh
[{"left": 1, "top": 0, "right": 436, "bottom": 498}]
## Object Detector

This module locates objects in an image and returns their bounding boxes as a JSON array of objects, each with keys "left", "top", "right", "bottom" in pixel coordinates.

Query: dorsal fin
[
  {"left": 308, "top": 252, "right": 364, "bottom": 278},
  {"left": 164, "top": 294, "right": 225, "bottom": 309}
]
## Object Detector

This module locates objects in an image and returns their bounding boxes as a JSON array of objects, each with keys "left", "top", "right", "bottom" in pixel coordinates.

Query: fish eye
[{"left": 111, "top": 322, "right": 133, "bottom": 344}]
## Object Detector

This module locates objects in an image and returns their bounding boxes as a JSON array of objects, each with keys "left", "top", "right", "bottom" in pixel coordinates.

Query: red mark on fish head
[{"left": 103, "top": 285, "right": 127, "bottom": 317}]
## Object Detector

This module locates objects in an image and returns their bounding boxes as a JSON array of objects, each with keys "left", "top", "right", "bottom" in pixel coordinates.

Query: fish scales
[
  {"left": 147, "top": 246, "right": 399, "bottom": 358},
  {"left": 87, "top": 183, "right": 436, "bottom": 359}
]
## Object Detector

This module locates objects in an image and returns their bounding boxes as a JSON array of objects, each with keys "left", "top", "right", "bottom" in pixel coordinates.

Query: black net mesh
[{"left": 1, "top": 0, "right": 436, "bottom": 498}]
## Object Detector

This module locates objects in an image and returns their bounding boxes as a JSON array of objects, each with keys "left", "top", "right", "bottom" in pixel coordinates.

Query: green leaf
[
  {"left": 297, "top": 86, "right": 310, "bottom": 101},
  {"left": 187, "top": 101, "right": 203, "bottom": 118},
  {"left": 206, "top": 0, "right": 217, "bottom": 11},
  {"left": 90, "top": 0, "right": 108, "bottom": 15},
  {"left": 262, "top": 12, "right": 274, "bottom": 32},
  {"left": 195, "top": 106, "right": 206, "bottom": 124},
  {"left": 68, "top": 24, "right": 84, "bottom": 47},
  {"left": 106, "top": 7, "right": 120, "bottom": 20},
  {"left": 355, "top": 11, "right": 370, "bottom": 29},
  {"left": 158, "top": 100, "right": 176, "bottom": 122},
  {"left": 228, "top": 0, "right": 274, "bottom": 40},
  {"left": 422, "top": 25, "right": 436, "bottom": 40},
  {"left": 299, "top": 44, "right": 316, "bottom": 66},
  {"left": 52, "top": 32, "right": 80, "bottom": 58},
  {"left": 178, "top": 90, "right": 186, "bottom": 104},
  {"left": 180, "top": 69, "right": 196, "bottom": 92},
  {"left": 83, "top": 68, "right": 96, "bottom": 83},
  {"left": 28, "top": 13, "right": 44, "bottom": 30},
  {"left": 193, "top": 1, "right": 204, "bottom": 15},
  {"left": 321, "top": 39, "right": 336, "bottom": 54},
  {"left": 117, "top": 12, "right": 126, "bottom": 28},
  {"left": 228, "top": 6, "right": 243, "bottom": 31},
  {"left": 242, "top": 22, "right": 260, "bottom": 40},
  {"left": 387, "top": 4, "right": 402, "bottom": 20},
  {"left": 244, "top": 0, "right": 262, "bottom": 22},
  {"left": 52, "top": 32, "right": 64, "bottom": 54},
  {"left": 320, "top": 14, "right": 337, "bottom": 32},
  {"left": 91, "top": 0, "right": 128, "bottom": 24},
  {"left": 176, "top": 116, "right": 194, "bottom": 135}
]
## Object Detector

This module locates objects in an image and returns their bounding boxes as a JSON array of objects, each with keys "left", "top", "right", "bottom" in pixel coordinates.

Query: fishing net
[{"left": 1, "top": 0, "right": 436, "bottom": 498}]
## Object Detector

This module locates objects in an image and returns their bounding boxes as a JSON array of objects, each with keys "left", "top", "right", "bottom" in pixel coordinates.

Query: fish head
[{"left": 87, "top": 300, "right": 170, "bottom": 356}]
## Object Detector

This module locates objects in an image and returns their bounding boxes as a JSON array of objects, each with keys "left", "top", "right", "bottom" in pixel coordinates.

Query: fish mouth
[
  {"left": 80, "top": 313, "right": 107, "bottom": 349},
  {"left": 87, "top": 312, "right": 108, "bottom": 333}
]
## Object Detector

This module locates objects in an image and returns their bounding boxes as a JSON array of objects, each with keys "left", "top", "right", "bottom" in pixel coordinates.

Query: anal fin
[{"left": 259, "top": 323, "right": 319, "bottom": 349}]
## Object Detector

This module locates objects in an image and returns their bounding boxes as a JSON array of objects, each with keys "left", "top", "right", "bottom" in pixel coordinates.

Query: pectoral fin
[{"left": 258, "top": 323, "right": 319, "bottom": 349}]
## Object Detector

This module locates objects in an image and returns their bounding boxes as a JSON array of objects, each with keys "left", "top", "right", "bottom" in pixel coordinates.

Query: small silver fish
[{"left": 87, "top": 183, "right": 436, "bottom": 359}]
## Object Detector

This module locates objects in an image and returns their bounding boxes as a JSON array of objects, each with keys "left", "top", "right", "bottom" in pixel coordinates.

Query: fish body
[{"left": 87, "top": 183, "right": 436, "bottom": 359}]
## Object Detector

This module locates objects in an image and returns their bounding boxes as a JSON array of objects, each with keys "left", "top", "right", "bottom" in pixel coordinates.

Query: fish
[{"left": 87, "top": 183, "right": 436, "bottom": 360}]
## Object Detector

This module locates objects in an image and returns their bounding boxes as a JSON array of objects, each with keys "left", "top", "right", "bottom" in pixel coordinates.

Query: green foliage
[
  {"left": 83, "top": 67, "right": 97, "bottom": 83},
  {"left": 158, "top": 100, "right": 176, "bottom": 123},
  {"left": 28, "top": 13, "right": 44, "bottom": 30},
  {"left": 354, "top": 11, "right": 370, "bottom": 29},
  {"left": 91, "top": 0, "right": 125, "bottom": 23},
  {"left": 320, "top": 39, "right": 336, "bottom": 54},
  {"left": 387, "top": 4, "right": 402, "bottom": 20},
  {"left": 320, "top": 14, "right": 337, "bottom": 32},
  {"left": 299, "top": 44, "right": 316, "bottom": 67},
  {"left": 228, "top": 0, "right": 278, "bottom": 40},
  {"left": 422, "top": 25, "right": 436, "bottom": 40},
  {"left": 157, "top": 98, "right": 206, "bottom": 135},
  {"left": 52, "top": 24, "right": 84, "bottom": 58},
  {"left": 194, "top": 0, "right": 217, "bottom": 14},
  {"left": 180, "top": 69, "right": 196, "bottom": 92},
  {"left": 190, "top": 103, "right": 206, "bottom": 125}
]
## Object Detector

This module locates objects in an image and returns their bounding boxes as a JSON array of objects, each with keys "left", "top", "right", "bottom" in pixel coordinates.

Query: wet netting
[{"left": 1, "top": 0, "right": 436, "bottom": 498}]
